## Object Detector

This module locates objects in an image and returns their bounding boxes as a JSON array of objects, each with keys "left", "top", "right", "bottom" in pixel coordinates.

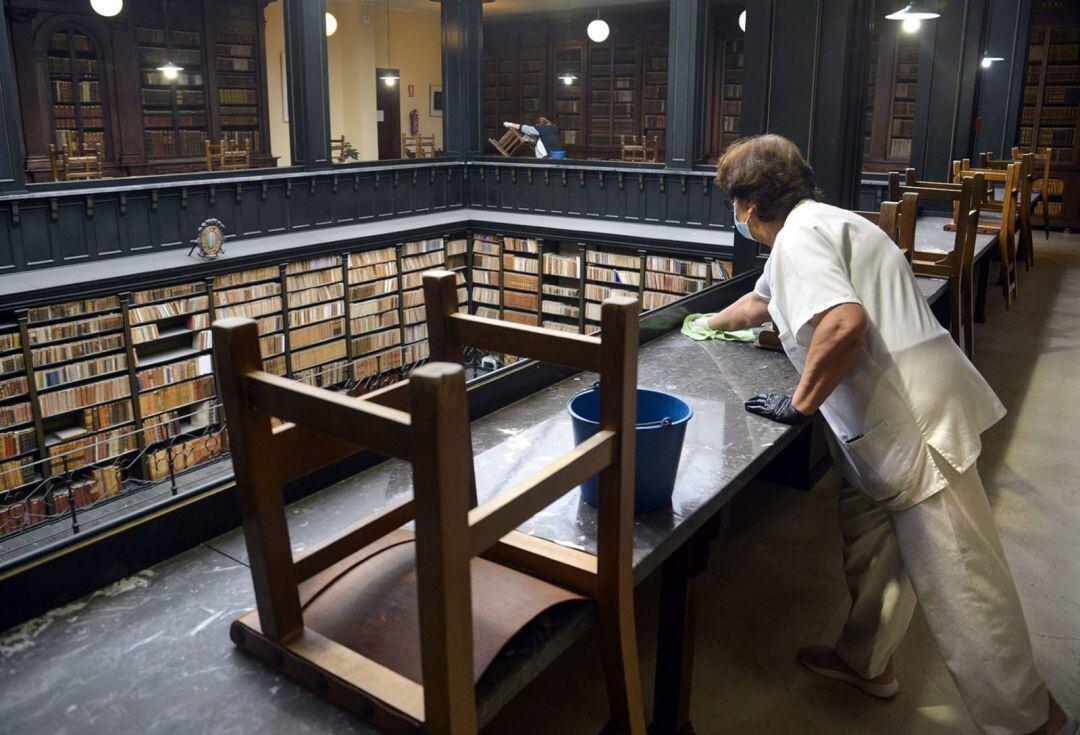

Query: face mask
[{"left": 734, "top": 206, "right": 757, "bottom": 242}]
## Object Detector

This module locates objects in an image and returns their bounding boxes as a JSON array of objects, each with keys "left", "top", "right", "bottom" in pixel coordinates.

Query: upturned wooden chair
[
  {"left": 488, "top": 127, "right": 533, "bottom": 157},
  {"left": 952, "top": 159, "right": 1020, "bottom": 308},
  {"left": 620, "top": 135, "right": 647, "bottom": 162},
  {"left": 205, "top": 139, "right": 251, "bottom": 171},
  {"left": 974, "top": 152, "right": 1036, "bottom": 270},
  {"left": 403, "top": 134, "right": 436, "bottom": 159},
  {"left": 1013, "top": 146, "right": 1053, "bottom": 240},
  {"left": 853, "top": 191, "right": 918, "bottom": 264},
  {"left": 889, "top": 172, "right": 986, "bottom": 358},
  {"left": 214, "top": 272, "right": 646, "bottom": 734}
]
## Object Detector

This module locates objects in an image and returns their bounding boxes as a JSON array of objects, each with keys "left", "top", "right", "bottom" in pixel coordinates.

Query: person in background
[
  {"left": 701, "top": 133, "right": 1074, "bottom": 735},
  {"left": 503, "top": 117, "right": 566, "bottom": 159}
]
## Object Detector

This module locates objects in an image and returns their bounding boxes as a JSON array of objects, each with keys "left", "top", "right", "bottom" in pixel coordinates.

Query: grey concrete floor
[{"left": 487, "top": 231, "right": 1080, "bottom": 734}]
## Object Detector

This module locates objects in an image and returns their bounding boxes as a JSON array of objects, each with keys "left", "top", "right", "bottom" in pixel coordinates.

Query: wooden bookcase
[
  {"left": 1017, "top": 7, "right": 1080, "bottom": 230},
  {"left": 46, "top": 27, "right": 107, "bottom": 155},
  {"left": 862, "top": 23, "right": 920, "bottom": 173},
  {"left": 701, "top": 5, "right": 745, "bottom": 163},
  {"left": 9, "top": 0, "right": 274, "bottom": 182}
]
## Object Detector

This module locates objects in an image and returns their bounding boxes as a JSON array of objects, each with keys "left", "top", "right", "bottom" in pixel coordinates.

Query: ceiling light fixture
[
  {"left": 380, "top": 0, "right": 399, "bottom": 86},
  {"left": 325, "top": 12, "right": 338, "bottom": 37},
  {"left": 739, "top": 10, "right": 747, "bottom": 32},
  {"left": 587, "top": 10, "right": 610, "bottom": 43},
  {"left": 980, "top": 53, "right": 1005, "bottom": 68},
  {"left": 155, "top": 0, "right": 183, "bottom": 82},
  {"left": 886, "top": 2, "right": 941, "bottom": 33},
  {"left": 558, "top": 73, "right": 578, "bottom": 85},
  {"left": 90, "top": 0, "right": 123, "bottom": 17}
]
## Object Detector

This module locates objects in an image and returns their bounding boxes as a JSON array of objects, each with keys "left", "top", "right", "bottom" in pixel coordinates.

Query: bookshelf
[
  {"left": 1017, "top": 16, "right": 1080, "bottom": 229},
  {"left": 346, "top": 247, "right": 402, "bottom": 385},
  {"left": 284, "top": 256, "right": 348, "bottom": 388},
  {"left": 554, "top": 45, "right": 585, "bottom": 149},
  {"left": 540, "top": 245, "right": 583, "bottom": 334},
  {"left": 47, "top": 27, "right": 106, "bottom": 155},
  {"left": 643, "top": 38, "right": 668, "bottom": 155},
  {"left": 399, "top": 239, "right": 446, "bottom": 368},
  {"left": 137, "top": 27, "right": 209, "bottom": 159},
  {"left": 702, "top": 6, "right": 745, "bottom": 163},
  {"left": 862, "top": 24, "right": 919, "bottom": 172},
  {"left": 588, "top": 44, "right": 639, "bottom": 149},
  {"left": 216, "top": 31, "right": 261, "bottom": 154},
  {"left": 470, "top": 233, "right": 503, "bottom": 320}
]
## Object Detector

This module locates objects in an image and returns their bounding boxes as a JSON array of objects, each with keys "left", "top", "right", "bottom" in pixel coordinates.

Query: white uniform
[{"left": 756, "top": 200, "right": 1049, "bottom": 734}]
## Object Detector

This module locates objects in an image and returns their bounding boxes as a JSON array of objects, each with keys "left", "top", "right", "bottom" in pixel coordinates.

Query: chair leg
[{"left": 1042, "top": 198, "right": 1050, "bottom": 240}]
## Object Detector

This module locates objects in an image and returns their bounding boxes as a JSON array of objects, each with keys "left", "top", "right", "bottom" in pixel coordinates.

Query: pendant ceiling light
[
  {"left": 738, "top": 10, "right": 747, "bottom": 32},
  {"left": 90, "top": 0, "right": 123, "bottom": 17},
  {"left": 587, "top": 9, "right": 610, "bottom": 43},
  {"left": 155, "top": 0, "right": 183, "bottom": 81},
  {"left": 380, "top": 0, "right": 399, "bottom": 86},
  {"left": 325, "top": 12, "right": 338, "bottom": 37},
  {"left": 980, "top": 52, "right": 1005, "bottom": 69},
  {"left": 558, "top": 73, "right": 578, "bottom": 85},
  {"left": 886, "top": 2, "right": 940, "bottom": 33}
]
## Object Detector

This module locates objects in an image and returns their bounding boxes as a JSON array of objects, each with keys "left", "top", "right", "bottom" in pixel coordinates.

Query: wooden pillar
[
  {"left": 664, "top": 0, "right": 706, "bottom": 170},
  {"left": 0, "top": 7, "right": 27, "bottom": 192},
  {"left": 283, "top": 0, "right": 332, "bottom": 169},
  {"left": 441, "top": 0, "right": 484, "bottom": 159}
]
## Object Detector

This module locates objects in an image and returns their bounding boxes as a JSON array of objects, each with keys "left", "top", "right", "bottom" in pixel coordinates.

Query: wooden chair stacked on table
[
  {"left": 889, "top": 172, "right": 986, "bottom": 358},
  {"left": 619, "top": 135, "right": 660, "bottom": 163},
  {"left": 205, "top": 139, "right": 251, "bottom": 171},
  {"left": 977, "top": 149, "right": 1042, "bottom": 267},
  {"left": 330, "top": 135, "right": 347, "bottom": 162},
  {"left": 853, "top": 191, "right": 919, "bottom": 264},
  {"left": 1025, "top": 147, "right": 1054, "bottom": 241},
  {"left": 403, "top": 134, "right": 437, "bottom": 159},
  {"left": 48, "top": 143, "right": 104, "bottom": 182},
  {"left": 488, "top": 127, "right": 533, "bottom": 157},
  {"left": 213, "top": 271, "right": 646, "bottom": 734},
  {"left": 951, "top": 159, "right": 1021, "bottom": 307}
]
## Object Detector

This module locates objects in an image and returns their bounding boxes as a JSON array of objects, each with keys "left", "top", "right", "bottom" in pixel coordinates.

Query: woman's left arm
[{"left": 791, "top": 303, "right": 868, "bottom": 414}]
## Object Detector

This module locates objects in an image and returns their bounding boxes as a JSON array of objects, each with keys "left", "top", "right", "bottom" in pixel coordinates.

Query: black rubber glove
[{"left": 744, "top": 393, "right": 809, "bottom": 425}]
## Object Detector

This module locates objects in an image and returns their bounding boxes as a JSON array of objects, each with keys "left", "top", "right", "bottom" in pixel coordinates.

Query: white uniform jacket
[{"left": 755, "top": 200, "right": 1006, "bottom": 509}]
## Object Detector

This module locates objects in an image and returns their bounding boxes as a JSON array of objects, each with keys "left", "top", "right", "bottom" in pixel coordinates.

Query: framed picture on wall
[{"left": 430, "top": 85, "right": 443, "bottom": 117}]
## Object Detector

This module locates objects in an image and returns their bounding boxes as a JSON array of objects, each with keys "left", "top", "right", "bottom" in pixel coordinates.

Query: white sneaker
[{"left": 797, "top": 646, "right": 900, "bottom": 700}]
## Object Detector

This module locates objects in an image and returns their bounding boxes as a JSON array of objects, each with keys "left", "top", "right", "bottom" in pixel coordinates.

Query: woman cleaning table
[
  {"left": 701, "top": 133, "right": 1074, "bottom": 735},
  {"left": 502, "top": 117, "right": 566, "bottom": 159}
]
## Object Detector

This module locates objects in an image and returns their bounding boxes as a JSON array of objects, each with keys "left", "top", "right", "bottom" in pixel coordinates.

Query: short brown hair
[
  {"left": 536, "top": 116, "right": 554, "bottom": 126},
  {"left": 716, "top": 134, "right": 822, "bottom": 222}
]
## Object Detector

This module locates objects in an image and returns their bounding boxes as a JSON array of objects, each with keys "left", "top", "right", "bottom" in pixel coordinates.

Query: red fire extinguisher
[{"left": 410, "top": 109, "right": 420, "bottom": 135}]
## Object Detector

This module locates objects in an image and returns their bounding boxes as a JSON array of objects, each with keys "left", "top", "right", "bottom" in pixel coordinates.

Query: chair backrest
[
  {"left": 59, "top": 143, "right": 103, "bottom": 181},
  {"left": 852, "top": 191, "right": 918, "bottom": 263},
  {"left": 1012, "top": 146, "right": 1053, "bottom": 188},
  {"left": 213, "top": 274, "right": 645, "bottom": 733},
  {"left": 620, "top": 135, "right": 645, "bottom": 162},
  {"left": 888, "top": 167, "right": 964, "bottom": 202},
  {"left": 330, "top": 135, "right": 346, "bottom": 162},
  {"left": 206, "top": 139, "right": 251, "bottom": 171},
  {"left": 405, "top": 134, "right": 436, "bottom": 158},
  {"left": 488, "top": 128, "right": 531, "bottom": 157},
  {"left": 952, "top": 159, "right": 1020, "bottom": 239}
]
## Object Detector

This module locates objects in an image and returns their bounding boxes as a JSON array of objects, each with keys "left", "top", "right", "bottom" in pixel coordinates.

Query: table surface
[
  {"left": 915, "top": 215, "right": 998, "bottom": 262},
  {"left": 0, "top": 331, "right": 801, "bottom": 734}
]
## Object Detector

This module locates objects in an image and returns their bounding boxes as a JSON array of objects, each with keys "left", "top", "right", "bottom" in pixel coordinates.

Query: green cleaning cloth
[{"left": 682, "top": 313, "right": 755, "bottom": 342}]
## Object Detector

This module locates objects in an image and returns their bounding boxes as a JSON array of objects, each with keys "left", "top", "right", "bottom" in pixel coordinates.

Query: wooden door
[{"left": 376, "top": 69, "right": 401, "bottom": 160}]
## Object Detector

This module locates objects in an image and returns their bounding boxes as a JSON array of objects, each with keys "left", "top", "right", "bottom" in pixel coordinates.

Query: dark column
[
  {"left": 972, "top": 0, "right": 1033, "bottom": 158},
  {"left": 0, "top": 6, "right": 27, "bottom": 192},
  {"left": 808, "top": 0, "right": 873, "bottom": 207},
  {"left": 665, "top": 0, "right": 706, "bottom": 170},
  {"left": 739, "top": 0, "right": 775, "bottom": 138},
  {"left": 283, "top": 0, "right": 332, "bottom": 169},
  {"left": 442, "top": 0, "right": 484, "bottom": 159},
  {"left": 909, "top": 0, "right": 991, "bottom": 181}
]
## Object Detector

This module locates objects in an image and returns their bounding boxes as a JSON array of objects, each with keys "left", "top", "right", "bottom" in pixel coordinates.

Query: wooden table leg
[
  {"left": 650, "top": 525, "right": 714, "bottom": 735},
  {"left": 975, "top": 254, "right": 992, "bottom": 324}
]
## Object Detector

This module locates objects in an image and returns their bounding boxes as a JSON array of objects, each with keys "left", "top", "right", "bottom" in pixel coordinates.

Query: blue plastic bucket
[
  {"left": 568, "top": 385, "right": 693, "bottom": 514},
  {"left": 550, "top": 150, "right": 567, "bottom": 160}
]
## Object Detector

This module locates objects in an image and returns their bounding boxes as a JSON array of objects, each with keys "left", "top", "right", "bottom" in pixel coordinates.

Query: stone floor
[{"left": 487, "top": 231, "right": 1080, "bottom": 734}]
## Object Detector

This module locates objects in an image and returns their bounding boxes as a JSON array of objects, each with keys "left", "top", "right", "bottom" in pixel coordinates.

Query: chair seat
[{"left": 300, "top": 529, "right": 586, "bottom": 685}]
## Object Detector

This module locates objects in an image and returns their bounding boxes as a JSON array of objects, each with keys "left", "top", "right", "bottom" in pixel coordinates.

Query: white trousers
[{"left": 833, "top": 448, "right": 1049, "bottom": 735}]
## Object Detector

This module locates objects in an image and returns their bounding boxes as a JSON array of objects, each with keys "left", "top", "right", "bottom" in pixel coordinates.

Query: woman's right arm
[{"left": 706, "top": 292, "right": 770, "bottom": 331}]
